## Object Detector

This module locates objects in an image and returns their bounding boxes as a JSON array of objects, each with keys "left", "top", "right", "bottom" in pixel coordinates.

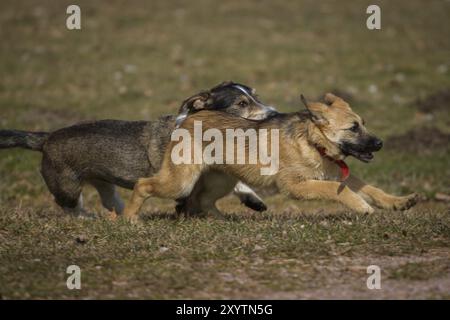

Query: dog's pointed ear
[
  {"left": 300, "top": 94, "right": 329, "bottom": 126},
  {"left": 324, "top": 92, "right": 350, "bottom": 109},
  {"left": 175, "top": 91, "right": 212, "bottom": 127},
  {"left": 300, "top": 94, "right": 310, "bottom": 110},
  {"left": 324, "top": 93, "right": 339, "bottom": 105}
]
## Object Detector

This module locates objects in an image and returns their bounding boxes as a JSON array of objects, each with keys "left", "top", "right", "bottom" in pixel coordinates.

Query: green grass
[
  {"left": 0, "top": 206, "right": 448, "bottom": 299},
  {"left": 0, "top": 0, "right": 449, "bottom": 299}
]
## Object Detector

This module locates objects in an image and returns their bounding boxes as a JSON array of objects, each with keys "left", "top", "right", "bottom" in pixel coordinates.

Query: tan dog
[{"left": 123, "top": 93, "right": 419, "bottom": 222}]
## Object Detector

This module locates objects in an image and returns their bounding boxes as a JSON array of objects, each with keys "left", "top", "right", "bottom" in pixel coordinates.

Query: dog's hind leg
[
  {"left": 177, "top": 171, "right": 235, "bottom": 218},
  {"left": 197, "top": 172, "right": 238, "bottom": 219},
  {"left": 181, "top": 180, "right": 267, "bottom": 215},
  {"left": 90, "top": 179, "right": 125, "bottom": 217},
  {"left": 123, "top": 165, "right": 203, "bottom": 223},
  {"left": 175, "top": 181, "right": 204, "bottom": 216},
  {"left": 62, "top": 194, "right": 85, "bottom": 217},
  {"left": 41, "top": 157, "right": 91, "bottom": 217},
  {"left": 345, "top": 175, "right": 419, "bottom": 210}
]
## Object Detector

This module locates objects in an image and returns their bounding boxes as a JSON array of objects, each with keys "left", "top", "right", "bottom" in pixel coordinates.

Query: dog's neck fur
[
  {"left": 266, "top": 112, "right": 343, "bottom": 161},
  {"left": 182, "top": 110, "right": 344, "bottom": 162},
  {"left": 304, "top": 121, "right": 343, "bottom": 160}
]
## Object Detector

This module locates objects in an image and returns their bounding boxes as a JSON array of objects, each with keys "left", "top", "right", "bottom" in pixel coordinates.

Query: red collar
[{"left": 316, "top": 146, "right": 350, "bottom": 181}]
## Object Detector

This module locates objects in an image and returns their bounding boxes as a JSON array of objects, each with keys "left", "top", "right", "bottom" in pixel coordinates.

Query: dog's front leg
[
  {"left": 280, "top": 178, "right": 374, "bottom": 214},
  {"left": 123, "top": 177, "right": 154, "bottom": 223},
  {"left": 344, "top": 175, "right": 419, "bottom": 210}
]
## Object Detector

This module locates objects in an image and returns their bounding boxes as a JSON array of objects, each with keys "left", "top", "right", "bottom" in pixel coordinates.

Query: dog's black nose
[
  {"left": 267, "top": 109, "right": 279, "bottom": 118},
  {"left": 373, "top": 139, "right": 383, "bottom": 150}
]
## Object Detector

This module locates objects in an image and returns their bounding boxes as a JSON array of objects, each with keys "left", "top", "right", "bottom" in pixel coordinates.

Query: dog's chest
[
  {"left": 319, "top": 159, "right": 342, "bottom": 181},
  {"left": 302, "top": 156, "right": 341, "bottom": 181}
]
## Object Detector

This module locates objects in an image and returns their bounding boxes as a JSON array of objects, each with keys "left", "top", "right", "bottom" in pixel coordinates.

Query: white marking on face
[
  {"left": 175, "top": 109, "right": 188, "bottom": 128},
  {"left": 233, "top": 85, "right": 277, "bottom": 116}
]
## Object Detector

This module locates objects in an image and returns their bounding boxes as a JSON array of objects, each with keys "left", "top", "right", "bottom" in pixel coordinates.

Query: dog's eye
[
  {"left": 238, "top": 100, "right": 248, "bottom": 107},
  {"left": 349, "top": 122, "right": 359, "bottom": 132}
]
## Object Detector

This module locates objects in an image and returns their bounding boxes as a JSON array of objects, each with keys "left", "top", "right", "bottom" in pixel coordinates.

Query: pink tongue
[{"left": 335, "top": 160, "right": 350, "bottom": 181}]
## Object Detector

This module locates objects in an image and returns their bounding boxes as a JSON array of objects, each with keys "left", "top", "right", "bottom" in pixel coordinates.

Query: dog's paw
[
  {"left": 241, "top": 195, "right": 267, "bottom": 212},
  {"left": 122, "top": 213, "right": 141, "bottom": 225},
  {"left": 364, "top": 205, "right": 375, "bottom": 215},
  {"left": 77, "top": 210, "right": 97, "bottom": 220},
  {"left": 175, "top": 201, "right": 187, "bottom": 214},
  {"left": 128, "top": 217, "right": 143, "bottom": 226},
  {"left": 393, "top": 193, "right": 420, "bottom": 211},
  {"left": 105, "top": 209, "right": 118, "bottom": 221},
  {"left": 354, "top": 201, "right": 374, "bottom": 215}
]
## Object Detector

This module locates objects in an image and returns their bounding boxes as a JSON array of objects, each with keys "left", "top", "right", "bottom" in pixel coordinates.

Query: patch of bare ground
[
  {"left": 258, "top": 248, "right": 450, "bottom": 299},
  {"left": 415, "top": 89, "right": 450, "bottom": 114}
]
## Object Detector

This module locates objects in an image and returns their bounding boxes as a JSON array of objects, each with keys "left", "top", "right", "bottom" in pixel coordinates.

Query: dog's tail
[{"left": 0, "top": 130, "right": 49, "bottom": 151}]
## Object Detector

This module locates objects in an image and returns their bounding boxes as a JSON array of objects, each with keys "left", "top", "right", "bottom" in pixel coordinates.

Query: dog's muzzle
[
  {"left": 247, "top": 106, "right": 278, "bottom": 120},
  {"left": 340, "top": 137, "right": 383, "bottom": 163},
  {"left": 263, "top": 107, "right": 279, "bottom": 118}
]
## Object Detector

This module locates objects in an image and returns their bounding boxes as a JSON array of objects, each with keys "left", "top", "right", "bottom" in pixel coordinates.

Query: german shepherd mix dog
[
  {"left": 0, "top": 82, "right": 277, "bottom": 217},
  {"left": 123, "top": 93, "right": 419, "bottom": 222}
]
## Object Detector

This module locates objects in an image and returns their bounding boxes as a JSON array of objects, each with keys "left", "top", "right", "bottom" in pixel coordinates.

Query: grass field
[{"left": 0, "top": 0, "right": 449, "bottom": 299}]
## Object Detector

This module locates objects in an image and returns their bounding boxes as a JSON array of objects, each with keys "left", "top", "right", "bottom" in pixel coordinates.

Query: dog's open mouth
[
  {"left": 353, "top": 151, "right": 374, "bottom": 163},
  {"left": 340, "top": 145, "right": 375, "bottom": 163}
]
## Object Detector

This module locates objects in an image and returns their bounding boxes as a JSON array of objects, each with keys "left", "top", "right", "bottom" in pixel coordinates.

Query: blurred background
[{"left": 0, "top": 0, "right": 448, "bottom": 299}]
